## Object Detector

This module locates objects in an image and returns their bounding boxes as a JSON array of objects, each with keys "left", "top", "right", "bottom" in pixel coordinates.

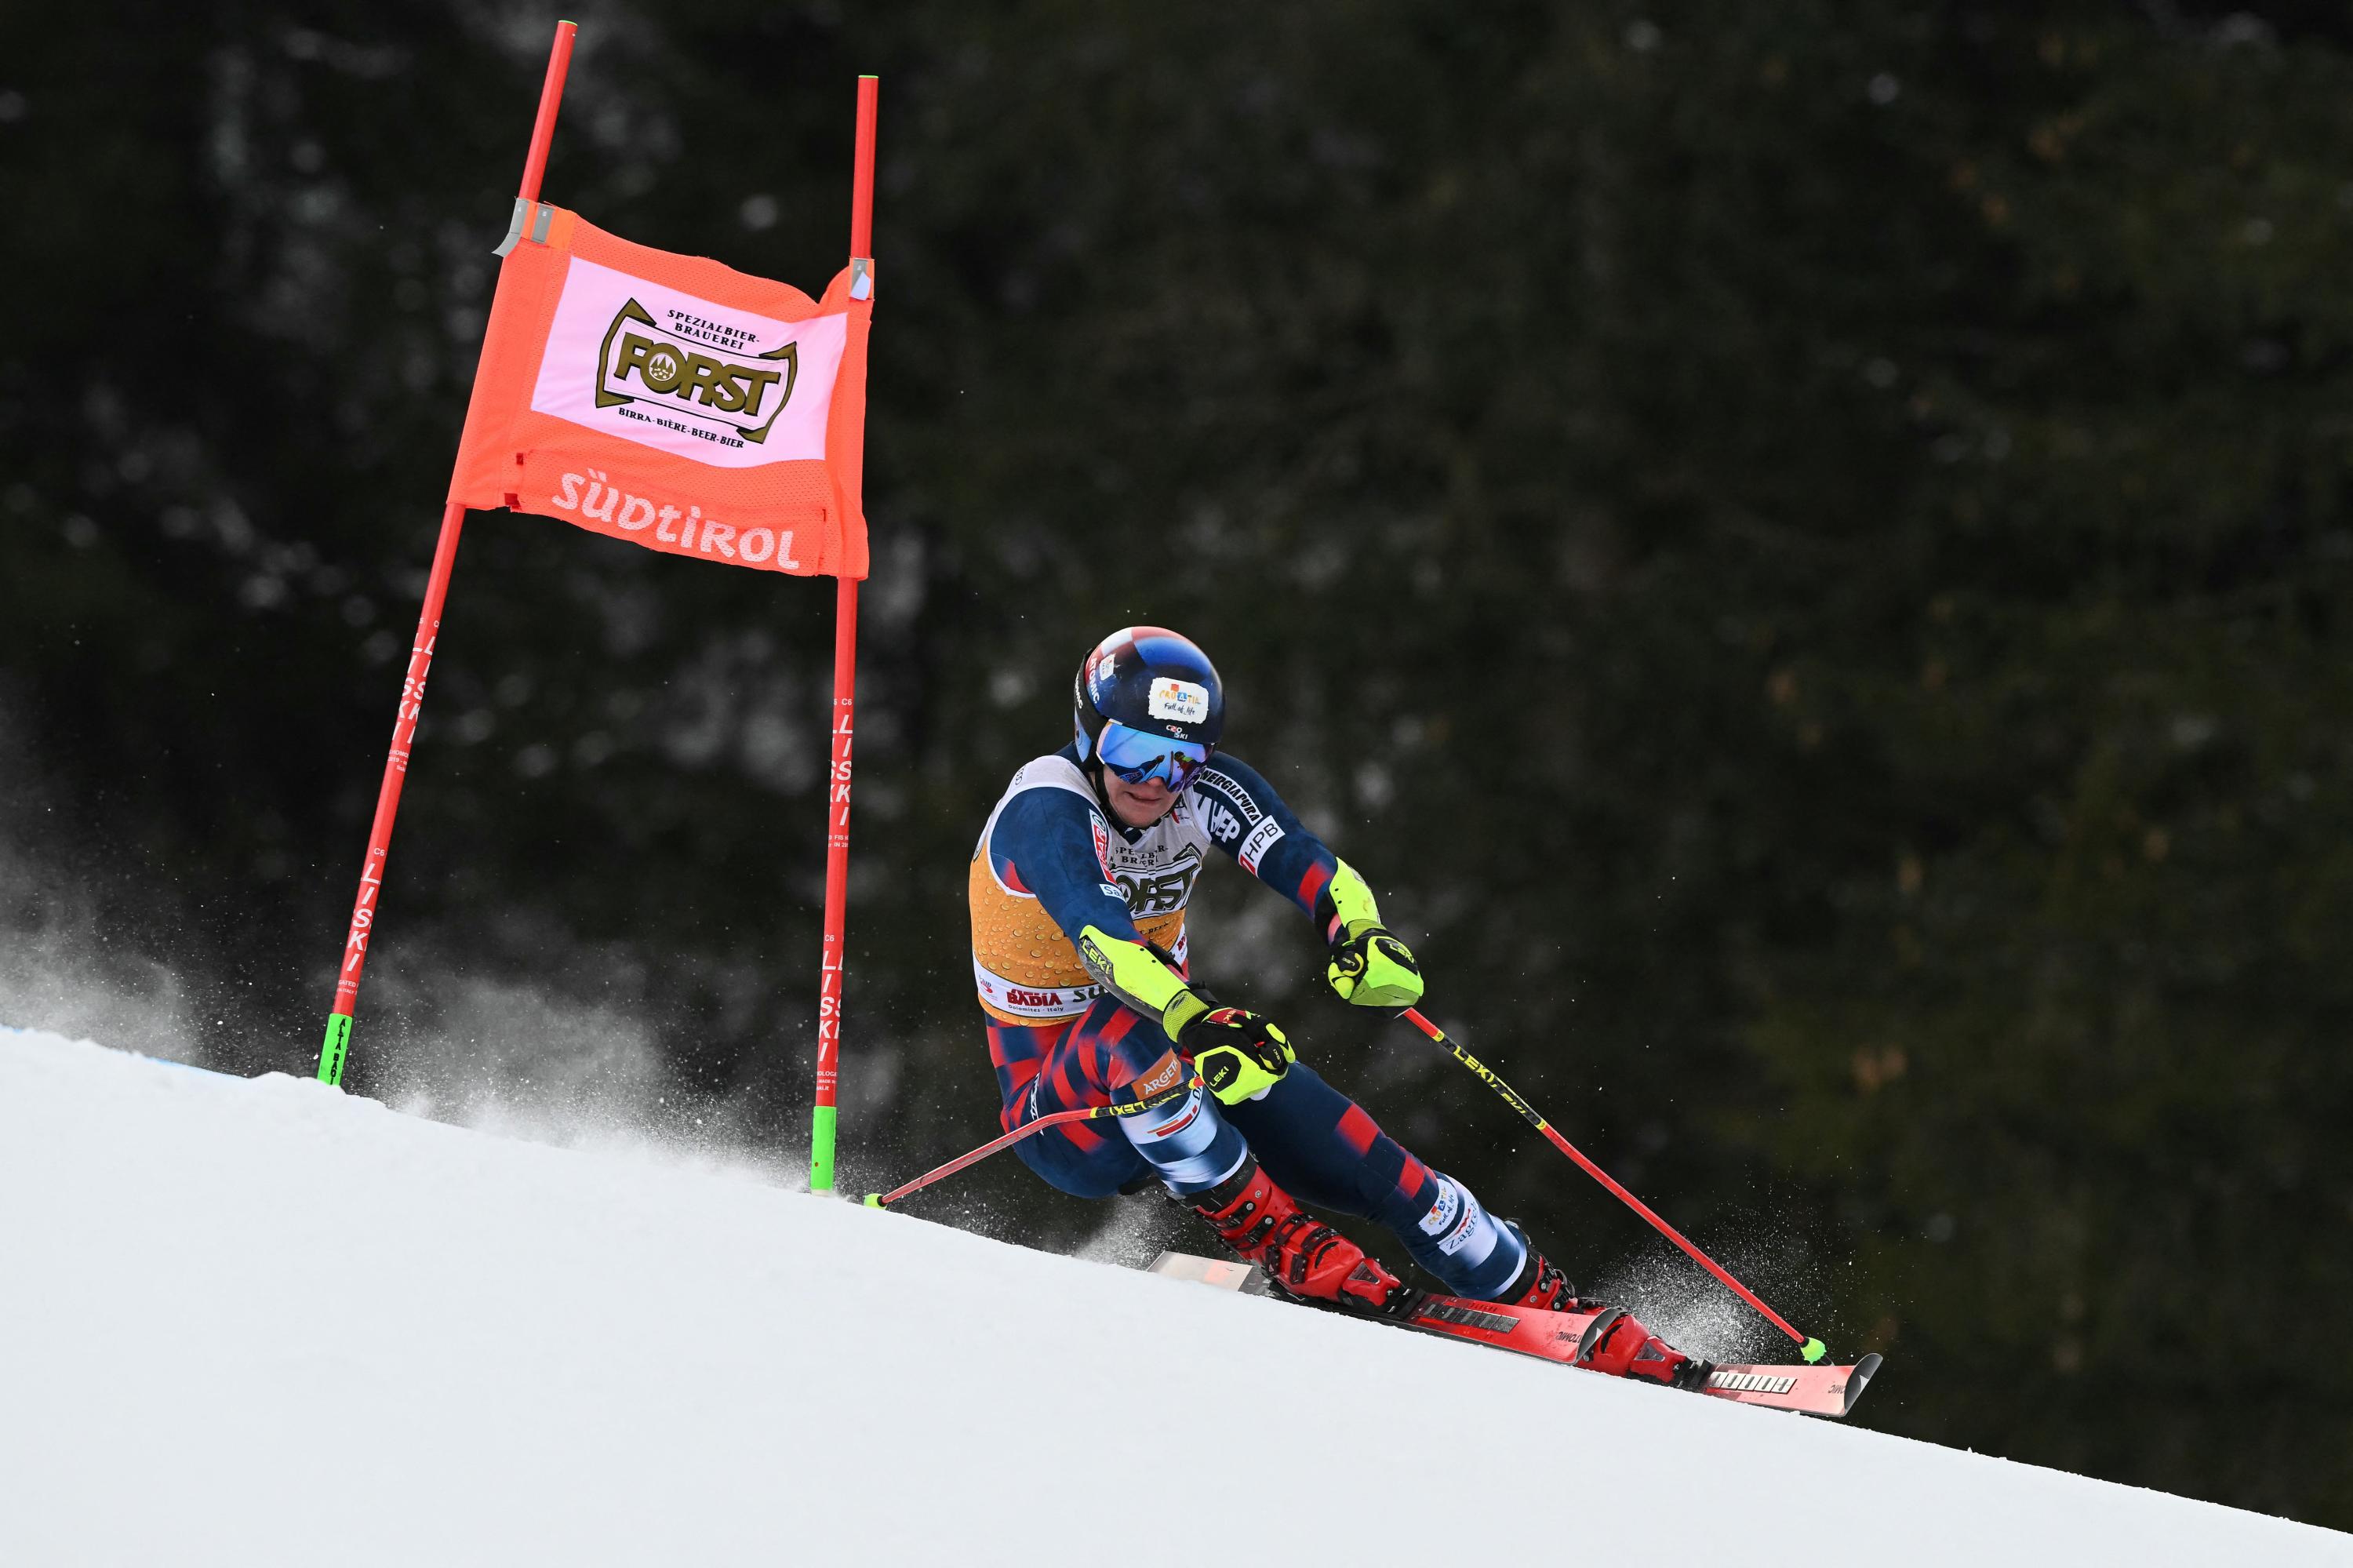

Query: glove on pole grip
[
  {"left": 1179, "top": 1007, "right": 1296, "bottom": 1104},
  {"left": 1328, "top": 929, "right": 1424, "bottom": 1007},
  {"left": 1318, "top": 860, "right": 1424, "bottom": 1007}
]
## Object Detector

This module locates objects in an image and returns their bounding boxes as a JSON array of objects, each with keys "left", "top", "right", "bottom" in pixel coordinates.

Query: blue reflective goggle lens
[{"left": 1095, "top": 721, "right": 1210, "bottom": 789}]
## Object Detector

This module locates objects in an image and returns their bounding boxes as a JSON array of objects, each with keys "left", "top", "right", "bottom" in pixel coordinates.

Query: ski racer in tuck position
[{"left": 968, "top": 626, "right": 1702, "bottom": 1384}]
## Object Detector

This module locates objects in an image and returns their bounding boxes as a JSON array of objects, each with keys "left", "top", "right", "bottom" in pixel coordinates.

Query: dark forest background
[{"left": 5, "top": 0, "right": 2351, "bottom": 1529}]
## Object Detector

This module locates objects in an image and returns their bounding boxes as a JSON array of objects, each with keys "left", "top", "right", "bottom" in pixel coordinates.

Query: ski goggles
[{"left": 1094, "top": 720, "right": 1211, "bottom": 791}]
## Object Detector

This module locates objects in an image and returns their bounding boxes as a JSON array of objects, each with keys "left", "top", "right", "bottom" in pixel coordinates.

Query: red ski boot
[
  {"left": 1191, "top": 1156, "right": 1402, "bottom": 1312},
  {"left": 1574, "top": 1305, "right": 1712, "bottom": 1389}
]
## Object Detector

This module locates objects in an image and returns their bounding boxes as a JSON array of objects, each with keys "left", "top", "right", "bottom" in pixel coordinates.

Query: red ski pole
[
  {"left": 861, "top": 1082, "right": 1195, "bottom": 1210},
  {"left": 1398, "top": 1007, "right": 1827, "bottom": 1363}
]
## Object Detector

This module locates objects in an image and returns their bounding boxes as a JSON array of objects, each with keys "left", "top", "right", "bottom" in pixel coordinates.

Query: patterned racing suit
[{"left": 969, "top": 744, "right": 1529, "bottom": 1299}]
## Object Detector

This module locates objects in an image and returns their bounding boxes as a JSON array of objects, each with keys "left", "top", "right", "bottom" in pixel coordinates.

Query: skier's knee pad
[{"left": 1119, "top": 1081, "right": 1247, "bottom": 1195}]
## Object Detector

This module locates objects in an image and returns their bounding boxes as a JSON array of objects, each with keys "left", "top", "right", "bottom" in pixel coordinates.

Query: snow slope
[{"left": 2, "top": 1026, "right": 2344, "bottom": 1568}]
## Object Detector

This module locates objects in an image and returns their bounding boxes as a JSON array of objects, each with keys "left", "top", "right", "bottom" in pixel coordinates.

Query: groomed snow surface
[{"left": 2, "top": 1026, "right": 2346, "bottom": 1567}]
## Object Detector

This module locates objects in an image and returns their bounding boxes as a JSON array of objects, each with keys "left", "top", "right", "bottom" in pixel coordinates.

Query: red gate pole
[
  {"left": 809, "top": 74, "right": 878, "bottom": 1191},
  {"left": 316, "top": 21, "right": 579, "bottom": 1086}
]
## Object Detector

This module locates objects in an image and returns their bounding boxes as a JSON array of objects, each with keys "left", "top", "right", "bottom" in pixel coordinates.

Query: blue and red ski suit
[{"left": 968, "top": 745, "right": 1529, "bottom": 1299}]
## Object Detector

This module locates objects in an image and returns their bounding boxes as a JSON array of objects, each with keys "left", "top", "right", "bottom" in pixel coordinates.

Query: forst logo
[
  {"left": 1118, "top": 861, "right": 1202, "bottom": 915},
  {"left": 596, "top": 298, "right": 799, "bottom": 443}
]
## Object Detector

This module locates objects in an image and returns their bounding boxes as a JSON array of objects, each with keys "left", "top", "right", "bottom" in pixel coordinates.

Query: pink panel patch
[
  {"left": 529, "top": 256, "right": 847, "bottom": 467},
  {"left": 1337, "top": 1104, "right": 1380, "bottom": 1157},
  {"left": 1395, "top": 1155, "right": 1428, "bottom": 1201}
]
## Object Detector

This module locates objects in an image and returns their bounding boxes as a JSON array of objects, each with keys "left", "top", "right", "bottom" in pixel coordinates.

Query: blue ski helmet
[{"left": 1073, "top": 627, "right": 1226, "bottom": 784}]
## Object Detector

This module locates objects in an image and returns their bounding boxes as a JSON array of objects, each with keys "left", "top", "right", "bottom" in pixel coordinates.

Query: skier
[{"left": 969, "top": 626, "right": 1701, "bottom": 1384}]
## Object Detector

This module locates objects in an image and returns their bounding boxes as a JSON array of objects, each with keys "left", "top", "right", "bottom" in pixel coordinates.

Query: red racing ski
[
  {"left": 1396, "top": 1292, "right": 1882, "bottom": 1417},
  {"left": 1148, "top": 1251, "right": 1883, "bottom": 1420}
]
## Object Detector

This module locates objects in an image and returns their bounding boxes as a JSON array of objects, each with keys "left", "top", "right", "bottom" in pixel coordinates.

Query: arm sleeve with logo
[
  {"left": 991, "top": 789, "right": 1210, "bottom": 1035},
  {"left": 1187, "top": 755, "right": 1344, "bottom": 920}
]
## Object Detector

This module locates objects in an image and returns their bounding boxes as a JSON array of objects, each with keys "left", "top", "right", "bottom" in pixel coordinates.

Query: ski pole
[
  {"left": 862, "top": 1079, "right": 1196, "bottom": 1210},
  {"left": 1398, "top": 1007, "right": 1827, "bottom": 1363}
]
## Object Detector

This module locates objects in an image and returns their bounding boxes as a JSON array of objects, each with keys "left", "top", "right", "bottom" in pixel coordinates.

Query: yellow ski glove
[
  {"left": 1320, "top": 860, "right": 1425, "bottom": 1008},
  {"left": 1328, "top": 927, "right": 1424, "bottom": 1007},
  {"left": 1177, "top": 1006, "right": 1297, "bottom": 1104}
]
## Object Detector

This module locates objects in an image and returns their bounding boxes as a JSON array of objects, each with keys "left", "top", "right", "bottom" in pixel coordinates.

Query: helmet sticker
[{"left": 1147, "top": 677, "right": 1209, "bottom": 724}]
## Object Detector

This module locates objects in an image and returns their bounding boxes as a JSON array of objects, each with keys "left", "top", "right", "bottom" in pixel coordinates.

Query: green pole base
[
  {"left": 863, "top": 1194, "right": 882, "bottom": 1208},
  {"left": 1802, "top": 1337, "right": 1827, "bottom": 1364},
  {"left": 318, "top": 1013, "right": 353, "bottom": 1087},
  {"left": 809, "top": 1104, "right": 838, "bottom": 1193}
]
